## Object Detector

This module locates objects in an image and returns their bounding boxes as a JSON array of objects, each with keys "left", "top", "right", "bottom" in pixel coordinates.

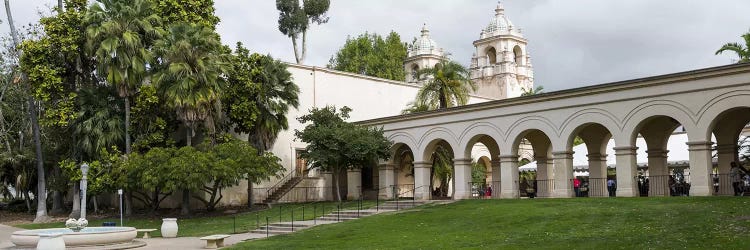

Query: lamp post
[{"left": 80, "top": 163, "right": 89, "bottom": 220}]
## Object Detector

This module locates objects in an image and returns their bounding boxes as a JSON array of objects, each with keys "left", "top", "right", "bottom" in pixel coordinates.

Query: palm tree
[
  {"left": 73, "top": 86, "right": 124, "bottom": 161},
  {"left": 154, "top": 22, "right": 228, "bottom": 215},
  {"left": 415, "top": 60, "right": 477, "bottom": 110},
  {"left": 715, "top": 32, "right": 750, "bottom": 63},
  {"left": 247, "top": 56, "right": 300, "bottom": 152},
  {"left": 521, "top": 86, "right": 544, "bottom": 97},
  {"left": 86, "top": 0, "right": 162, "bottom": 155}
]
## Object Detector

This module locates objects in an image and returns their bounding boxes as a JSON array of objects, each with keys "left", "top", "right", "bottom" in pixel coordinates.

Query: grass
[
  {"left": 17, "top": 200, "right": 374, "bottom": 237},
  {"left": 229, "top": 197, "right": 750, "bottom": 249}
]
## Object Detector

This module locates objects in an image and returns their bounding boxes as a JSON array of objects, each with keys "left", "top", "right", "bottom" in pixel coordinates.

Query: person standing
[
  {"left": 731, "top": 162, "right": 746, "bottom": 196},
  {"left": 607, "top": 178, "right": 616, "bottom": 197},
  {"left": 573, "top": 178, "right": 581, "bottom": 197}
]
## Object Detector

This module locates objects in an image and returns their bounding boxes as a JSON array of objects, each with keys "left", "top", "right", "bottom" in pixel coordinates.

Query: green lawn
[
  {"left": 229, "top": 197, "right": 750, "bottom": 249},
  {"left": 17, "top": 200, "right": 373, "bottom": 237}
]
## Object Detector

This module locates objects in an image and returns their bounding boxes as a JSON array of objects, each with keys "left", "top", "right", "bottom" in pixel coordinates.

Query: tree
[
  {"left": 414, "top": 60, "right": 477, "bottom": 110},
  {"left": 72, "top": 85, "right": 124, "bottom": 161},
  {"left": 6, "top": 0, "right": 51, "bottom": 223},
  {"left": 328, "top": 31, "right": 407, "bottom": 81},
  {"left": 430, "top": 144, "right": 453, "bottom": 197},
  {"left": 716, "top": 31, "right": 750, "bottom": 63},
  {"left": 521, "top": 86, "right": 544, "bottom": 97},
  {"left": 130, "top": 84, "right": 178, "bottom": 153},
  {"left": 196, "top": 139, "right": 284, "bottom": 211},
  {"left": 295, "top": 106, "right": 391, "bottom": 201},
  {"left": 276, "top": 0, "right": 330, "bottom": 64},
  {"left": 224, "top": 43, "right": 299, "bottom": 207},
  {"left": 153, "top": 22, "right": 228, "bottom": 215},
  {"left": 86, "top": 0, "right": 162, "bottom": 155}
]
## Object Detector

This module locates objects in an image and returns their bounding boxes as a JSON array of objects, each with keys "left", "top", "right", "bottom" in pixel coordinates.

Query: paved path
[{"left": 0, "top": 224, "right": 22, "bottom": 249}]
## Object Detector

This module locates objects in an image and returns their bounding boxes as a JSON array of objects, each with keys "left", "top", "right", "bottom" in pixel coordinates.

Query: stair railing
[{"left": 265, "top": 171, "right": 296, "bottom": 202}]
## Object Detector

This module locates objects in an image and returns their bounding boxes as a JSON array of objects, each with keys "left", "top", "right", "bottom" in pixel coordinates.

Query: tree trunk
[
  {"left": 124, "top": 97, "right": 131, "bottom": 154},
  {"left": 246, "top": 180, "right": 253, "bottom": 209},
  {"left": 124, "top": 191, "right": 133, "bottom": 216},
  {"left": 186, "top": 127, "right": 192, "bottom": 147},
  {"left": 300, "top": 30, "right": 307, "bottom": 64},
  {"left": 69, "top": 183, "right": 80, "bottom": 218},
  {"left": 92, "top": 196, "right": 98, "bottom": 214},
  {"left": 333, "top": 168, "right": 341, "bottom": 202},
  {"left": 23, "top": 191, "right": 31, "bottom": 213},
  {"left": 51, "top": 166, "right": 64, "bottom": 215},
  {"left": 180, "top": 189, "right": 190, "bottom": 215},
  {"left": 57, "top": 0, "right": 62, "bottom": 11},
  {"left": 291, "top": 34, "right": 301, "bottom": 64}
]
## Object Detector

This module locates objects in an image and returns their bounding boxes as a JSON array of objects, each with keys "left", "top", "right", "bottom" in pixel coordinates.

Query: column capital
[
  {"left": 533, "top": 155, "right": 548, "bottom": 161},
  {"left": 686, "top": 141, "right": 713, "bottom": 151},
  {"left": 453, "top": 158, "right": 473, "bottom": 165},
  {"left": 587, "top": 153, "right": 608, "bottom": 161},
  {"left": 378, "top": 163, "right": 395, "bottom": 170},
  {"left": 613, "top": 146, "right": 638, "bottom": 155},
  {"left": 646, "top": 149, "right": 669, "bottom": 158},
  {"left": 498, "top": 155, "right": 519, "bottom": 162},
  {"left": 715, "top": 144, "right": 736, "bottom": 154},
  {"left": 551, "top": 151, "right": 574, "bottom": 159},
  {"left": 347, "top": 168, "right": 362, "bottom": 173},
  {"left": 412, "top": 161, "right": 432, "bottom": 168}
]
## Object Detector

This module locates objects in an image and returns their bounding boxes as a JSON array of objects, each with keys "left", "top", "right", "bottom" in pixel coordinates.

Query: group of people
[{"left": 730, "top": 161, "right": 749, "bottom": 196}]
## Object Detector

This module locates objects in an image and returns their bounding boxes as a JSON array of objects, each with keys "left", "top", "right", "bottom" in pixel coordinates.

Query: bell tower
[
  {"left": 404, "top": 24, "right": 446, "bottom": 83},
  {"left": 469, "top": 2, "right": 534, "bottom": 99}
]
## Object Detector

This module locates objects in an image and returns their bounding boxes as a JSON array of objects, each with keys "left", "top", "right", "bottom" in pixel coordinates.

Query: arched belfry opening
[
  {"left": 513, "top": 45, "right": 523, "bottom": 65},
  {"left": 486, "top": 47, "right": 497, "bottom": 65}
]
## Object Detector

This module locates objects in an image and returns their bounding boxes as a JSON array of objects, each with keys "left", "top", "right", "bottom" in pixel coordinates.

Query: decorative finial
[
  {"left": 495, "top": 1, "right": 505, "bottom": 16},
  {"left": 421, "top": 23, "right": 429, "bottom": 37}
]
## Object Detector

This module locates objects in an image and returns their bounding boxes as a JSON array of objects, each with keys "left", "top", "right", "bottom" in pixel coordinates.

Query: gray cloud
[{"left": 4, "top": 0, "right": 749, "bottom": 91}]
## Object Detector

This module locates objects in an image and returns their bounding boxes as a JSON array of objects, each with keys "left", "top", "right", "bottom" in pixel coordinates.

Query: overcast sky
[{"left": 4, "top": 0, "right": 750, "bottom": 91}]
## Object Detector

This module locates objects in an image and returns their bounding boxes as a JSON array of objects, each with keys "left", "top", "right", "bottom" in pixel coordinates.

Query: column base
[
  {"left": 453, "top": 191, "right": 472, "bottom": 200},
  {"left": 552, "top": 189, "right": 573, "bottom": 198},
  {"left": 616, "top": 188, "right": 636, "bottom": 197},
  {"left": 500, "top": 190, "right": 519, "bottom": 199}
]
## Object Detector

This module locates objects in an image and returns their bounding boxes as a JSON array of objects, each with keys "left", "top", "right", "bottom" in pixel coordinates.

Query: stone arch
[
  {"left": 505, "top": 116, "right": 558, "bottom": 155},
  {"left": 410, "top": 64, "right": 420, "bottom": 81},
  {"left": 486, "top": 46, "right": 497, "bottom": 64},
  {"left": 620, "top": 100, "right": 697, "bottom": 145},
  {"left": 695, "top": 90, "right": 750, "bottom": 139},
  {"left": 388, "top": 132, "right": 418, "bottom": 157},
  {"left": 418, "top": 127, "right": 459, "bottom": 162},
  {"left": 565, "top": 122, "right": 615, "bottom": 197},
  {"left": 513, "top": 45, "right": 523, "bottom": 65},
  {"left": 559, "top": 108, "right": 621, "bottom": 146},
  {"left": 458, "top": 122, "right": 503, "bottom": 159}
]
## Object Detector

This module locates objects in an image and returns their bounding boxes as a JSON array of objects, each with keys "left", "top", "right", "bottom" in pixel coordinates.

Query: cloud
[{"left": 4, "top": 0, "right": 749, "bottom": 91}]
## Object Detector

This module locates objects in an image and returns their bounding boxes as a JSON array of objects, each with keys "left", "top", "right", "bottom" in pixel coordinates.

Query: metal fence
[{"left": 635, "top": 174, "right": 690, "bottom": 197}]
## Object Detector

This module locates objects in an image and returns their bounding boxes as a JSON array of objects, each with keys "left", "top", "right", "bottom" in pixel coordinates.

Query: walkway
[{"left": 0, "top": 224, "right": 22, "bottom": 249}]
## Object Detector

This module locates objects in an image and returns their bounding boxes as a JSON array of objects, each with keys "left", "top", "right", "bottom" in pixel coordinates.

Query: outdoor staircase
[
  {"left": 249, "top": 200, "right": 437, "bottom": 236},
  {"left": 262, "top": 176, "right": 304, "bottom": 204}
]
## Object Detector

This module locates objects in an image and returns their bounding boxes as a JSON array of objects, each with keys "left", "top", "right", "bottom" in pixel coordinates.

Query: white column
[
  {"left": 346, "top": 169, "right": 361, "bottom": 200},
  {"left": 614, "top": 146, "right": 638, "bottom": 197},
  {"left": 490, "top": 159, "right": 501, "bottom": 198},
  {"left": 587, "top": 153, "right": 607, "bottom": 197},
  {"left": 647, "top": 149, "right": 669, "bottom": 197},
  {"left": 413, "top": 161, "right": 432, "bottom": 200},
  {"left": 453, "top": 158, "right": 473, "bottom": 200},
  {"left": 499, "top": 155, "right": 519, "bottom": 199},
  {"left": 377, "top": 164, "right": 395, "bottom": 199},
  {"left": 688, "top": 141, "right": 714, "bottom": 196},
  {"left": 552, "top": 151, "right": 574, "bottom": 198},
  {"left": 535, "top": 156, "right": 549, "bottom": 197},
  {"left": 716, "top": 144, "right": 735, "bottom": 196}
]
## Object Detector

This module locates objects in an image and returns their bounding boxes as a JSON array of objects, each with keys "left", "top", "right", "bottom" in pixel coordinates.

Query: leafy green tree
[
  {"left": 130, "top": 84, "right": 178, "bottom": 153},
  {"left": 223, "top": 44, "right": 299, "bottom": 207},
  {"left": 521, "top": 86, "right": 544, "bottom": 97},
  {"left": 401, "top": 101, "right": 430, "bottom": 115},
  {"left": 471, "top": 161, "right": 488, "bottom": 185},
  {"left": 276, "top": 0, "right": 330, "bottom": 64},
  {"left": 148, "top": 0, "right": 220, "bottom": 28},
  {"left": 716, "top": 31, "right": 750, "bottom": 63},
  {"left": 86, "top": 0, "right": 162, "bottom": 155},
  {"left": 328, "top": 31, "right": 407, "bottom": 81},
  {"left": 72, "top": 85, "right": 124, "bottom": 161},
  {"left": 153, "top": 22, "right": 227, "bottom": 215},
  {"left": 415, "top": 60, "right": 477, "bottom": 110},
  {"left": 430, "top": 144, "right": 453, "bottom": 197},
  {"left": 295, "top": 106, "right": 391, "bottom": 201}
]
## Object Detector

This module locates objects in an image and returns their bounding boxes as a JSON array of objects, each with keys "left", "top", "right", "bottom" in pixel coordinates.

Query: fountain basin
[{"left": 11, "top": 227, "right": 137, "bottom": 248}]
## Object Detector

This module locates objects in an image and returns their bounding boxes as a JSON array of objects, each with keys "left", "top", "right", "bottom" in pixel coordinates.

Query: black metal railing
[
  {"left": 265, "top": 171, "right": 295, "bottom": 202},
  {"left": 635, "top": 174, "right": 691, "bottom": 197},
  {"left": 712, "top": 174, "right": 734, "bottom": 195}
]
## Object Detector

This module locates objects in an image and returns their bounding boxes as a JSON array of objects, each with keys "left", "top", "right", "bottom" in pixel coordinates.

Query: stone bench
[
  {"left": 199, "top": 234, "right": 230, "bottom": 249},
  {"left": 136, "top": 229, "right": 157, "bottom": 239}
]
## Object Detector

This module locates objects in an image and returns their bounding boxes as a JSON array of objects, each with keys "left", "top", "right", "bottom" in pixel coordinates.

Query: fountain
[{"left": 10, "top": 163, "right": 144, "bottom": 249}]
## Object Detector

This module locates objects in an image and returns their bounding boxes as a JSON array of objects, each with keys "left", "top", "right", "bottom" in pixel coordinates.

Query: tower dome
[
  {"left": 408, "top": 24, "right": 444, "bottom": 57},
  {"left": 481, "top": 2, "right": 522, "bottom": 39}
]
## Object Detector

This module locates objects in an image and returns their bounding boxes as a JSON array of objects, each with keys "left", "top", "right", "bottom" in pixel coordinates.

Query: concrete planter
[
  {"left": 161, "top": 218, "right": 178, "bottom": 238},
  {"left": 11, "top": 227, "right": 136, "bottom": 248},
  {"left": 36, "top": 233, "right": 65, "bottom": 250}
]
